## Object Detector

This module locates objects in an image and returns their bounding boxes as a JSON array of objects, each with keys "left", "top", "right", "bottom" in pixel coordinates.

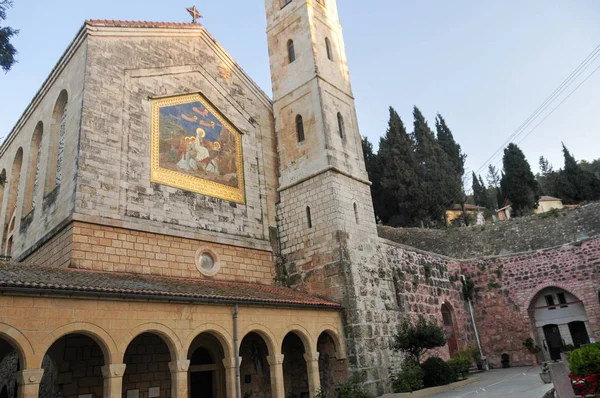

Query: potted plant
[{"left": 539, "top": 362, "right": 552, "bottom": 384}]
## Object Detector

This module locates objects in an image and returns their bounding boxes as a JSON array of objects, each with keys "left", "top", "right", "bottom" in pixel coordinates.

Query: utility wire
[{"left": 424, "top": 43, "right": 600, "bottom": 222}]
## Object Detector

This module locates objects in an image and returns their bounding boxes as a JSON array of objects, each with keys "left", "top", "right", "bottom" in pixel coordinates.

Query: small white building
[{"left": 535, "top": 196, "right": 564, "bottom": 214}]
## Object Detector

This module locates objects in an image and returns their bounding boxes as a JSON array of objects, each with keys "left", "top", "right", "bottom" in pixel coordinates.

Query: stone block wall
[
  {"left": 22, "top": 222, "right": 73, "bottom": 268},
  {"left": 122, "top": 333, "right": 172, "bottom": 398},
  {"left": 23, "top": 221, "right": 275, "bottom": 284},
  {"left": 459, "top": 237, "right": 600, "bottom": 368},
  {"left": 343, "top": 238, "right": 473, "bottom": 394},
  {"left": 0, "top": 41, "right": 87, "bottom": 261},
  {"left": 378, "top": 202, "right": 600, "bottom": 258},
  {"left": 76, "top": 28, "right": 278, "bottom": 251}
]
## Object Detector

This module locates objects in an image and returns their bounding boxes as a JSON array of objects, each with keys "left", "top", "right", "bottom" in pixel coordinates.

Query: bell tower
[
  {"left": 265, "top": 0, "right": 377, "bottom": 299},
  {"left": 265, "top": 0, "right": 384, "bottom": 391}
]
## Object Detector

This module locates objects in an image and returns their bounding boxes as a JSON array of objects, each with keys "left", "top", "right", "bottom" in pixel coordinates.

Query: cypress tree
[
  {"left": 362, "top": 136, "right": 385, "bottom": 222},
  {"left": 500, "top": 143, "right": 539, "bottom": 216},
  {"left": 436, "top": 114, "right": 467, "bottom": 218},
  {"left": 472, "top": 172, "right": 486, "bottom": 207},
  {"left": 487, "top": 165, "right": 503, "bottom": 208},
  {"left": 378, "top": 107, "right": 418, "bottom": 226},
  {"left": 557, "top": 144, "right": 600, "bottom": 203},
  {"left": 412, "top": 107, "right": 454, "bottom": 224}
]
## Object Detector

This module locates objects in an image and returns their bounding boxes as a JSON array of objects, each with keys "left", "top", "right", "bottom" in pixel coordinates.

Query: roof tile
[{"left": 0, "top": 264, "right": 342, "bottom": 309}]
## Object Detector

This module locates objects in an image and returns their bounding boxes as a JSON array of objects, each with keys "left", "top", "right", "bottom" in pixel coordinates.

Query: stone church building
[{"left": 0, "top": 0, "right": 598, "bottom": 397}]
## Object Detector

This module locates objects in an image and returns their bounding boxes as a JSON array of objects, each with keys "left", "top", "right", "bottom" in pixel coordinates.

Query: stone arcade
[{"left": 0, "top": 0, "right": 598, "bottom": 397}]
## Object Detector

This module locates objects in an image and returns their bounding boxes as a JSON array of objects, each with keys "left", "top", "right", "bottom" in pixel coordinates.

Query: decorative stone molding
[
  {"left": 266, "top": 354, "right": 284, "bottom": 365},
  {"left": 17, "top": 369, "right": 45, "bottom": 385},
  {"left": 168, "top": 360, "right": 191, "bottom": 373},
  {"left": 303, "top": 351, "right": 320, "bottom": 362},
  {"left": 101, "top": 364, "right": 127, "bottom": 379}
]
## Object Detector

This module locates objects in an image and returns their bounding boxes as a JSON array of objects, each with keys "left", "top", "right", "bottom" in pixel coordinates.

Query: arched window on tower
[
  {"left": 325, "top": 37, "right": 334, "bottom": 61},
  {"left": 23, "top": 122, "right": 43, "bottom": 216},
  {"left": 306, "top": 206, "right": 313, "bottom": 229},
  {"left": 288, "top": 40, "right": 296, "bottom": 63},
  {"left": 337, "top": 112, "right": 345, "bottom": 138},
  {"left": 45, "top": 90, "right": 68, "bottom": 196},
  {"left": 296, "top": 115, "right": 305, "bottom": 142}
]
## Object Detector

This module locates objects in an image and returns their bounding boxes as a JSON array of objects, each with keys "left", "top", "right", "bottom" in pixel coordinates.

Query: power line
[{"left": 424, "top": 42, "right": 600, "bottom": 222}]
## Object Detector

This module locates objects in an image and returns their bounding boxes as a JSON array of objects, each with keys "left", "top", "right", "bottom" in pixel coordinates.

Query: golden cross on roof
[{"left": 186, "top": 6, "right": 203, "bottom": 23}]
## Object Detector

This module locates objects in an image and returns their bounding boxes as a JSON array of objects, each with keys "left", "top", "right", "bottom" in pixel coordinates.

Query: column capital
[
  {"left": 222, "top": 356, "right": 242, "bottom": 369},
  {"left": 17, "top": 369, "right": 45, "bottom": 385},
  {"left": 169, "top": 359, "right": 190, "bottom": 373},
  {"left": 303, "top": 351, "right": 320, "bottom": 362},
  {"left": 101, "top": 364, "right": 127, "bottom": 378},
  {"left": 266, "top": 354, "right": 285, "bottom": 365}
]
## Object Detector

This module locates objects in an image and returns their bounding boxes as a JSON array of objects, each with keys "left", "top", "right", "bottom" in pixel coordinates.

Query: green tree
[
  {"left": 0, "top": 0, "right": 18, "bottom": 72},
  {"left": 392, "top": 315, "right": 447, "bottom": 364},
  {"left": 487, "top": 164, "right": 503, "bottom": 208},
  {"left": 537, "top": 156, "right": 559, "bottom": 197},
  {"left": 378, "top": 107, "right": 418, "bottom": 226},
  {"left": 436, "top": 114, "right": 467, "bottom": 222},
  {"left": 472, "top": 172, "right": 486, "bottom": 207},
  {"left": 412, "top": 107, "right": 456, "bottom": 224},
  {"left": 557, "top": 144, "right": 600, "bottom": 203},
  {"left": 362, "top": 136, "right": 385, "bottom": 222},
  {"left": 501, "top": 143, "right": 539, "bottom": 216}
]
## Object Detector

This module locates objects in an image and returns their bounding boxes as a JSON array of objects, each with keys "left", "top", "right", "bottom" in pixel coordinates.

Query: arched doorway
[
  {"left": 40, "top": 333, "right": 105, "bottom": 397},
  {"left": 123, "top": 333, "right": 173, "bottom": 397},
  {"left": 529, "top": 287, "right": 592, "bottom": 361},
  {"left": 317, "top": 332, "right": 347, "bottom": 398},
  {"left": 441, "top": 302, "right": 458, "bottom": 357},
  {"left": 0, "top": 337, "right": 20, "bottom": 398},
  {"left": 240, "top": 332, "right": 271, "bottom": 398},
  {"left": 188, "top": 332, "right": 226, "bottom": 398},
  {"left": 282, "top": 332, "right": 309, "bottom": 398}
]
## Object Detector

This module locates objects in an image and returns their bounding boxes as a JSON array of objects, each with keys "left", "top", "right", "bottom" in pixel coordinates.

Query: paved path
[{"left": 430, "top": 366, "right": 554, "bottom": 398}]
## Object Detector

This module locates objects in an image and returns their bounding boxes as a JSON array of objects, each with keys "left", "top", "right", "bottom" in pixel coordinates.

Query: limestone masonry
[{"left": 0, "top": 0, "right": 597, "bottom": 397}]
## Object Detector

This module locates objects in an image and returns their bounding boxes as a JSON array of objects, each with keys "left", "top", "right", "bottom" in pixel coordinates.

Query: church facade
[{"left": 0, "top": 0, "right": 599, "bottom": 397}]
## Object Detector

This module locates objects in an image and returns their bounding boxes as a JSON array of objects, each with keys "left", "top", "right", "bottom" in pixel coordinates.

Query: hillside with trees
[{"left": 363, "top": 107, "right": 600, "bottom": 227}]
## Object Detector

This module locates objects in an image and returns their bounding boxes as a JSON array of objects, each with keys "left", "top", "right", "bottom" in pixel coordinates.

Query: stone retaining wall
[{"left": 378, "top": 202, "right": 600, "bottom": 259}]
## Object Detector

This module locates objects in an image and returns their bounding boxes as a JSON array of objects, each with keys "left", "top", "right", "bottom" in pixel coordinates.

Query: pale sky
[{"left": 1, "top": 0, "right": 599, "bottom": 180}]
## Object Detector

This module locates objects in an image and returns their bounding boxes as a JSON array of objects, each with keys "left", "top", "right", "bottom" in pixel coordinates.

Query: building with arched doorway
[
  {"left": 0, "top": 0, "right": 599, "bottom": 394},
  {"left": 529, "top": 287, "right": 593, "bottom": 361}
]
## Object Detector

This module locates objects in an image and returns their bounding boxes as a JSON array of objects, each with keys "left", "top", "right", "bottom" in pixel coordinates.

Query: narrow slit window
[
  {"left": 545, "top": 295, "right": 556, "bottom": 310},
  {"left": 288, "top": 40, "right": 296, "bottom": 63},
  {"left": 337, "top": 112, "right": 345, "bottom": 138},
  {"left": 557, "top": 293, "right": 568, "bottom": 308},
  {"left": 296, "top": 115, "right": 305, "bottom": 142},
  {"left": 325, "top": 37, "right": 333, "bottom": 61},
  {"left": 306, "top": 206, "right": 313, "bottom": 229},
  {"left": 354, "top": 202, "right": 359, "bottom": 224}
]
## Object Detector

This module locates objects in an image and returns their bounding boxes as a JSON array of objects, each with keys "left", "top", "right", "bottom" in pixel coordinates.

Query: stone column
[
  {"left": 17, "top": 369, "right": 44, "bottom": 398},
  {"left": 101, "top": 364, "right": 127, "bottom": 398},
  {"left": 304, "top": 352, "right": 321, "bottom": 398},
  {"left": 223, "top": 356, "right": 241, "bottom": 398},
  {"left": 267, "top": 354, "right": 285, "bottom": 398},
  {"left": 169, "top": 360, "right": 190, "bottom": 398}
]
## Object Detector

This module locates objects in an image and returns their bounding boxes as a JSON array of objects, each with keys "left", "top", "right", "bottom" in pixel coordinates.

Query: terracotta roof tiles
[{"left": 0, "top": 264, "right": 342, "bottom": 310}]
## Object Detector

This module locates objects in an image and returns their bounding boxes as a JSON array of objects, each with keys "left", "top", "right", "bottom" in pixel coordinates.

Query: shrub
[
  {"left": 421, "top": 356, "right": 455, "bottom": 388},
  {"left": 523, "top": 337, "right": 541, "bottom": 354},
  {"left": 568, "top": 342, "right": 600, "bottom": 377},
  {"left": 391, "top": 360, "right": 424, "bottom": 393},
  {"left": 453, "top": 345, "right": 483, "bottom": 368},
  {"left": 447, "top": 357, "right": 471, "bottom": 380},
  {"left": 393, "top": 316, "right": 447, "bottom": 363},
  {"left": 338, "top": 374, "right": 373, "bottom": 398}
]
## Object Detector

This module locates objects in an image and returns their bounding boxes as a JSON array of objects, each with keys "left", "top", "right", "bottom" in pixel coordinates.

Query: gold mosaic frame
[{"left": 150, "top": 93, "right": 245, "bottom": 204}]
